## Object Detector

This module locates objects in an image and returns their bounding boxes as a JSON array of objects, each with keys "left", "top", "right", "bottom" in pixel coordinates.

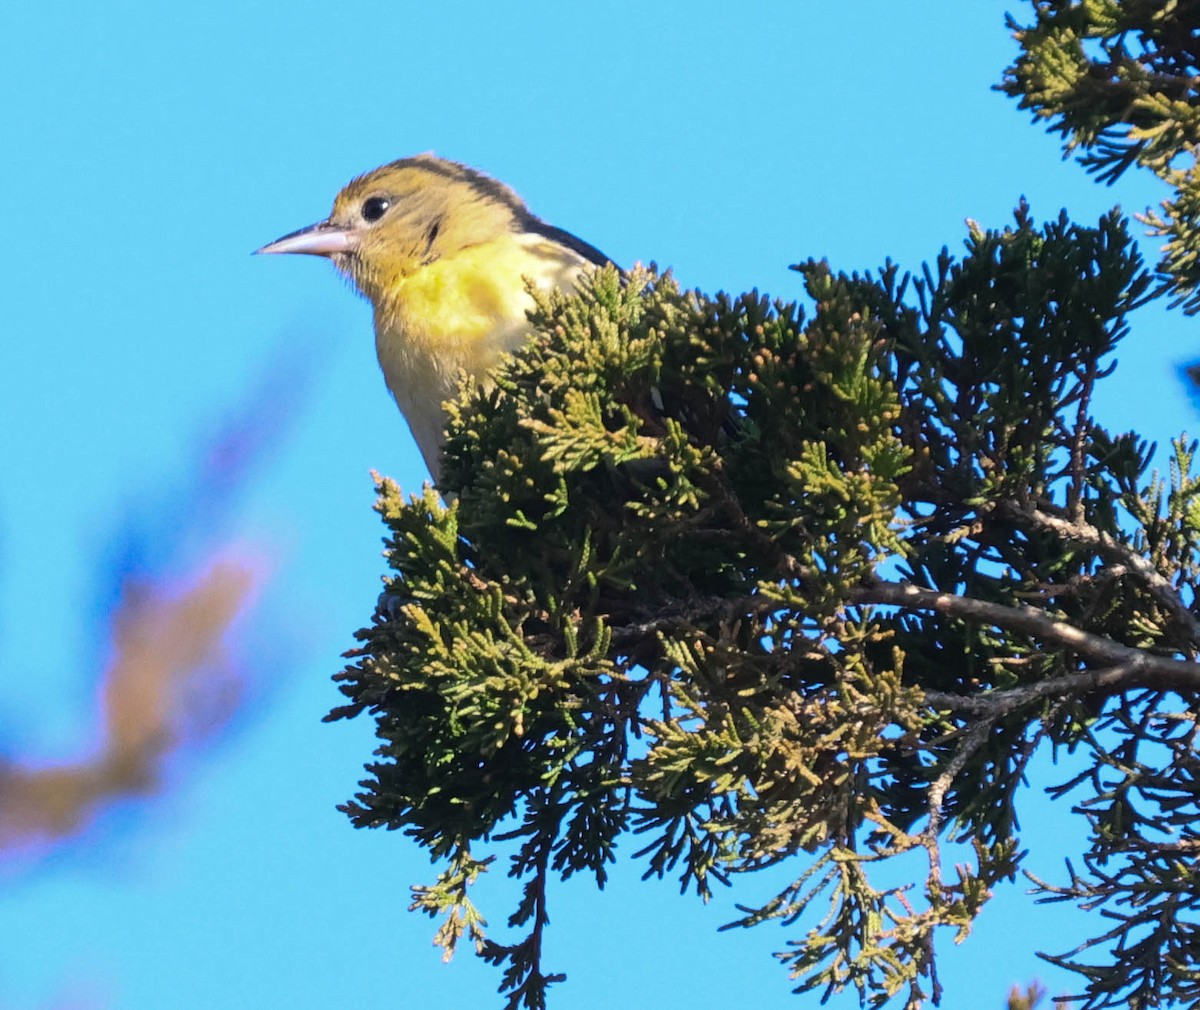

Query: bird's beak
[{"left": 254, "top": 220, "right": 357, "bottom": 257}]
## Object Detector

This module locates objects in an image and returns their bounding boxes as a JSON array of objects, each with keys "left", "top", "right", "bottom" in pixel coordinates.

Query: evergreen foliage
[
  {"left": 1001, "top": 0, "right": 1200, "bottom": 312},
  {"left": 331, "top": 202, "right": 1200, "bottom": 1008}
]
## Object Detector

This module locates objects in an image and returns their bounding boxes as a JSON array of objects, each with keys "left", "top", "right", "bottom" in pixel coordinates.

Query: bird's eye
[{"left": 362, "top": 196, "right": 391, "bottom": 222}]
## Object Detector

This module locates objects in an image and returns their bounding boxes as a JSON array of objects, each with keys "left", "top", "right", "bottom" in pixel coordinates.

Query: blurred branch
[
  {"left": 0, "top": 554, "right": 263, "bottom": 851},
  {"left": 0, "top": 334, "right": 311, "bottom": 858}
]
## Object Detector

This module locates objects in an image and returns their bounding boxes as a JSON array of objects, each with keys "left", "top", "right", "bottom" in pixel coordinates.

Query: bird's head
[{"left": 255, "top": 154, "right": 529, "bottom": 305}]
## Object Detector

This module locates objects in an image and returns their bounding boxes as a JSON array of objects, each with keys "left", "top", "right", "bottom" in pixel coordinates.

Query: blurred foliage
[
  {"left": 332, "top": 204, "right": 1200, "bottom": 1008},
  {"left": 1007, "top": 981, "right": 1051, "bottom": 1010},
  {"left": 1001, "top": 0, "right": 1200, "bottom": 313}
]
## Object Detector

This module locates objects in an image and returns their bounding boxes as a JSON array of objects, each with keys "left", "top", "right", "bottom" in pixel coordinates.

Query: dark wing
[{"left": 525, "top": 216, "right": 615, "bottom": 270}]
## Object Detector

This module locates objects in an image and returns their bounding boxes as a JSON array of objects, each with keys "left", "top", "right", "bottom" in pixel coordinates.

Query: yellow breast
[{"left": 371, "top": 233, "right": 592, "bottom": 476}]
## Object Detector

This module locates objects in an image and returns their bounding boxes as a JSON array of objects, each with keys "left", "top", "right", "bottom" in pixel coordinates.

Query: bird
[{"left": 255, "top": 154, "right": 612, "bottom": 480}]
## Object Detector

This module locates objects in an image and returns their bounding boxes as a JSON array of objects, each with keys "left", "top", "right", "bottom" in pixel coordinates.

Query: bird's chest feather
[
  {"left": 377, "top": 243, "right": 540, "bottom": 386},
  {"left": 366, "top": 234, "right": 594, "bottom": 475},
  {"left": 372, "top": 238, "right": 585, "bottom": 409}
]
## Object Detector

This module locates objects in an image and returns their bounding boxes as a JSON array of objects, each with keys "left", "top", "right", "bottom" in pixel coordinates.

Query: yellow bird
[{"left": 256, "top": 154, "right": 611, "bottom": 479}]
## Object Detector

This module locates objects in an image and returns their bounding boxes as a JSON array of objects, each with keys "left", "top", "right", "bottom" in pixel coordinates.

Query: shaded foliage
[
  {"left": 1001, "top": 0, "right": 1200, "bottom": 312},
  {"left": 331, "top": 206, "right": 1200, "bottom": 1009}
]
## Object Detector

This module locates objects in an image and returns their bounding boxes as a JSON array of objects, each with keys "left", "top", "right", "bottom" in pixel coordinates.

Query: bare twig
[
  {"left": 610, "top": 579, "right": 1200, "bottom": 709},
  {"left": 923, "top": 717, "right": 996, "bottom": 886},
  {"left": 850, "top": 581, "right": 1200, "bottom": 689},
  {"left": 1001, "top": 500, "right": 1200, "bottom": 644},
  {"left": 1067, "top": 359, "right": 1097, "bottom": 520}
]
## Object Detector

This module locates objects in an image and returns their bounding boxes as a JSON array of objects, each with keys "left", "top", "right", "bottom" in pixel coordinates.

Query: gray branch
[{"left": 1001, "top": 500, "right": 1200, "bottom": 644}]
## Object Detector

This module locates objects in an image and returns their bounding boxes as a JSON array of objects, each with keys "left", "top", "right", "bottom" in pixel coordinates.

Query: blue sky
[{"left": 1, "top": 2, "right": 1194, "bottom": 1008}]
